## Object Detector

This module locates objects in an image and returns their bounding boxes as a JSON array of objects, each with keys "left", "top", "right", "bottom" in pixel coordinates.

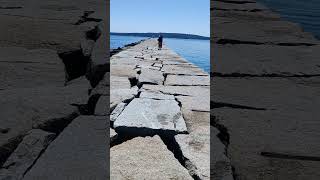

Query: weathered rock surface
[
  {"left": 212, "top": 0, "right": 320, "bottom": 179},
  {"left": 114, "top": 98, "right": 187, "bottom": 134},
  {"left": 138, "top": 68, "right": 164, "bottom": 85},
  {"left": 0, "top": 129, "right": 55, "bottom": 180},
  {"left": 110, "top": 103, "right": 127, "bottom": 122},
  {"left": 110, "top": 136, "right": 193, "bottom": 180},
  {"left": 139, "top": 90, "right": 175, "bottom": 100},
  {"left": 109, "top": 39, "right": 211, "bottom": 179},
  {"left": 165, "top": 75, "right": 210, "bottom": 86},
  {"left": 110, "top": 86, "right": 138, "bottom": 110},
  {"left": 94, "top": 95, "right": 109, "bottom": 116},
  {"left": 212, "top": 77, "right": 320, "bottom": 179},
  {"left": 142, "top": 84, "right": 210, "bottom": 97},
  {"left": 175, "top": 126, "right": 210, "bottom": 179},
  {"left": 23, "top": 116, "right": 108, "bottom": 180},
  {"left": 213, "top": 44, "right": 320, "bottom": 76}
]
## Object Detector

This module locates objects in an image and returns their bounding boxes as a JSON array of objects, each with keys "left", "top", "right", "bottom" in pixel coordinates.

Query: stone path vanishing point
[{"left": 109, "top": 39, "right": 219, "bottom": 180}]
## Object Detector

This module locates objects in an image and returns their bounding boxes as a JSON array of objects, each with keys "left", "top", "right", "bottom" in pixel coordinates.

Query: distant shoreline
[{"left": 110, "top": 32, "right": 210, "bottom": 40}]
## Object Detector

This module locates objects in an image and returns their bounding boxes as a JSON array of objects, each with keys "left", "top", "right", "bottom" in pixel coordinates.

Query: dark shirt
[{"left": 158, "top": 36, "right": 163, "bottom": 42}]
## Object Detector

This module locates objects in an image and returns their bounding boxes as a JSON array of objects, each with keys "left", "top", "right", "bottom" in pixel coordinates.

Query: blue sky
[{"left": 110, "top": 0, "right": 210, "bottom": 37}]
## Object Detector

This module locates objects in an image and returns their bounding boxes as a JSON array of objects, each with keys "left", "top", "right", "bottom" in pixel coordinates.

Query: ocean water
[
  {"left": 110, "top": 35, "right": 210, "bottom": 73},
  {"left": 164, "top": 38, "right": 210, "bottom": 73},
  {"left": 110, "top": 35, "right": 149, "bottom": 49},
  {"left": 258, "top": 0, "right": 320, "bottom": 39}
]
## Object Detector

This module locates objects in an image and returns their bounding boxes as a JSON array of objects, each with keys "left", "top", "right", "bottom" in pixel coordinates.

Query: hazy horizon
[{"left": 110, "top": 31, "right": 210, "bottom": 37}]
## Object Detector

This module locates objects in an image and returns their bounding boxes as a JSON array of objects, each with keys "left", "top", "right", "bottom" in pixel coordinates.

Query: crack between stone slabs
[
  {"left": 0, "top": 6, "right": 23, "bottom": 9},
  {"left": 211, "top": 72, "right": 320, "bottom": 78},
  {"left": 160, "top": 134, "right": 202, "bottom": 180},
  {"left": 163, "top": 73, "right": 168, "bottom": 85},
  {"left": 260, "top": 151, "right": 320, "bottom": 161},
  {"left": 58, "top": 25, "right": 101, "bottom": 85},
  {"left": 211, "top": 101, "right": 267, "bottom": 110},
  {"left": 164, "top": 73, "right": 208, "bottom": 77},
  {"left": 0, "top": 135, "right": 24, "bottom": 167},
  {"left": 211, "top": 115, "right": 237, "bottom": 179},
  {"left": 167, "top": 85, "right": 210, "bottom": 87},
  {"left": 74, "top": 11, "right": 102, "bottom": 25},
  {"left": 216, "top": 39, "right": 317, "bottom": 46},
  {"left": 21, "top": 132, "right": 56, "bottom": 178}
]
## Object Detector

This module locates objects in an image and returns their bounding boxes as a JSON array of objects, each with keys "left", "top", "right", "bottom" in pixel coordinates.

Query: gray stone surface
[
  {"left": 0, "top": 129, "right": 55, "bottom": 180},
  {"left": 110, "top": 103, "right": 127, "bottom": 122},
  {"left": 142, "top": 84, "right": 210, "bottom": 97},
  {"left": 213, "top": 44, "right": 320, "bottom": 75},
  {"left": 139, "top": 91, "right": 175, "bottom": 100},
  {"left": 213, "top": 17, "right": 318, "bottom": 44},
  {"left": 110, "top": 136, "right": 193, "bottom": 180},
  {"left": 175, "top": 126, "right": 210, "bottom": 179},
  {"left": 138, "top": 68, "right": 164, "bottom": 85},
  {"left": 23, "top": 116, "right": 108, "bottom": 180},
  {"left": 165, "top": 75, "right": 210, "bottom": 86},
  {"left": 162, "top": 64, "right": 207, "bottom": 76},
  {"left": 111, "top": 76, "right": 132, "bottom": 90},
  {"left": 212, "top": 77, "right": 320, "bottom": 179},
  {"left": 114, "top": 98, "right": 187, "bottom": 134},
  {"left": 0, "top": 48, "right": 66, "bottom": 90},
  {"left": 210, "top": 127, "right": 234, "bottom": 180},
  {"left": 110, "top": 86, "right": 138, "bottom": 110},
  {"left": 94, "top": 95, "right": 109, "bottom": 116}
]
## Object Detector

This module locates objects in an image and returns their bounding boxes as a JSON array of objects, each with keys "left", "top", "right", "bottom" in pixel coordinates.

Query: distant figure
[{"left": 158, "top": 35, "right": 163, "bottom": 50}]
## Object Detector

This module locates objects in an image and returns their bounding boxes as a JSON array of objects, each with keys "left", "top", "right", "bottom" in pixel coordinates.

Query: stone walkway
[
  {"left": 212, "top": 0, "right": 320, "bottom": 179},
  {"left": 109, "top": 39, "right": 218, "bottom": 179}
]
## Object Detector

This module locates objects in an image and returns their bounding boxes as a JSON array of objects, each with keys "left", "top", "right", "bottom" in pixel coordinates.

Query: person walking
[{"left": 158, "top": 34, "right": 163, "bottom": 50}]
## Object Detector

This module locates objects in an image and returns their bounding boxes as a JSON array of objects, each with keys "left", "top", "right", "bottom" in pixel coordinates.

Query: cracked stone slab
[
  {"left": 110, "top": 76, "right": 132, "bottom": 90},
  {"left": 94, "top": 95, "right": 109, "bottom": 116},
  {"left": 213, "top": 44, "right": 320, "bottom": 76},
  {"left": 176, "top": 96, "right": 210, "bottom": 112},
  {"left": 110, "top": 102, "right": 127, "bottom": 122},
  {"left": 114, "top": 98, "right": 187, "bottom": 134},
  {"left": 139, "top": 91, "right": 175, "bottom": 100},
  {"left": 165, "top": 75, "right": 210, "bottom": 86},
  {"left": 110, "top": 65, "right": 138, "bottom": 78},
  {"left": 213, "top": 17, "right": 318, "bottom": 44},
  {"left": 142, "top": 84, "right": 210, "bottom": 97},
  {"left": 162, "top": 64, "right": 208, "bottom": 76},
  {"left": 23, "top": 116, "right": 108, "bottom": 180},
  {"left": 0, "top": 78, "right": 90, "bottom": 155},
  {"left": 0, "top": 129, "right": 55, "bottom": 180},
  {"left": 0, "top": 47, "right": 65, "bottom": 90},
  {"left": 111, "top": 135, "right": 193, "bottom": 180},
  {"left": 138, "top": 68, "right": 164, "bottom": 85},
  {"left": 175, "top": 126, "right": 210, "bottom": 180},
  {"left": 110, "top": 86, "right": 138, "bottom": 110},
  {"left": 210, "top": 127, "right": 234, "bottom": 180},
  {"left": 212, "top": 77, "right": 320, "bottom": 179}
]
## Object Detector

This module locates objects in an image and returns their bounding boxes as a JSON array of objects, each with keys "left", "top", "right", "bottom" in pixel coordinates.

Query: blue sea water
[
  {"left": 110, "top": 35, "right": 210, "bottom": 73},
  {"left": 110, "top": 35, "right": 149, "bottom": 49},
  {"left": 258, "top": 0, "right": 320, "bottom": 39},
  {"left": 164, "top": 38, "right": 210, "bottom": 73}
]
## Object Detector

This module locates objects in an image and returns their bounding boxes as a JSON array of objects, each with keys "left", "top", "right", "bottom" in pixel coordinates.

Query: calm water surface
[
  {"left": 258, "top": 0, "right": 320, "bottom": 38},
  {"left": 110, "top": 35, "right": 148, "bottom": 49},
  {"left": 110, "top": 35, "right": 210, "bottom": 73}
]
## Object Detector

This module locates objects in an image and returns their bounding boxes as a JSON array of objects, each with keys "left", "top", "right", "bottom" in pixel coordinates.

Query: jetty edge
[
  {"left": 109, "top": 39, "right": 218, "bottom": 180},
  {"left": 212, "top": 0, "right": 320, "bottom": 179}
]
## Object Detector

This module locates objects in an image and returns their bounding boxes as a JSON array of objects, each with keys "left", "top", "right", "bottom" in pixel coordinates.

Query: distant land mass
[{"left": 110, "top": 32, "right": 210, "bottom": 40}]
